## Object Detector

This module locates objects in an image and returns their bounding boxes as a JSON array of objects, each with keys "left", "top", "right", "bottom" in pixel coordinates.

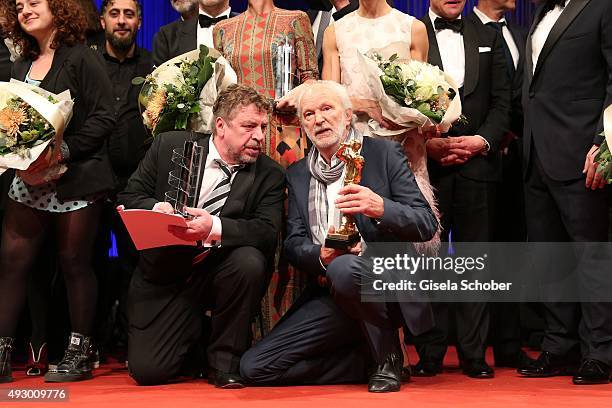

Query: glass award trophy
[
  {"left": 274, "top": 35, "right": 296, "bottom": 100},
  {"left": 325, "top": 140, "right": 365, "bottom": 249},
  {"left": 165, "top": 138, "right": 205, "bottom": 218}
]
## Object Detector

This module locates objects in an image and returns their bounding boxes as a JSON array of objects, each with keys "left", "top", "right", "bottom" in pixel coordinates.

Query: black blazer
[
  {"left": 0, "top": 39, "right": 12, "bottom": 82},
  {"left": 118, "top": 131, "right": 285, "bottom": 328},
  {"left": 12, "top": 44, "right": 116, "bottom": 200},
  {"left": 506, "top": 21, "right": 528, "bottom": 136},
  {"left": 284, "top": 136, "right": 437, "bottom": 335},
  {"left": 472, "top": 16, "right": 527, "bottom": 136},
  {"left": 152, "top": 11, "right": 239, "bottom": 67},
  {"left": 422, "top": 13, "right": 511, "bottom": 182},
  {"left": 523, "top": 0, "right": 612, "bottom": 181}
]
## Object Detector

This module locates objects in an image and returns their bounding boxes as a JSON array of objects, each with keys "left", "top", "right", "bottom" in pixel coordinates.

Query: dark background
[{"left": 93, "top": 0, "right": 538, "bottom": 51}]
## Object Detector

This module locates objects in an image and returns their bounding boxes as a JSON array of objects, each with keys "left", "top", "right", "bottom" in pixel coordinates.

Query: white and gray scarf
[{"left": 307, "top": 128, "right": 363, "bottom": 245}]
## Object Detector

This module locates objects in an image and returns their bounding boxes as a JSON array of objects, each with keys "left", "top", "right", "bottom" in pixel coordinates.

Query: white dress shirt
[
  {"left": 429, "top": 8, "right": 465, "bottom": 88},
  {"left": 473, "top": 7, "right": 519, "bottom": 69},
  {"left": 195, "top": 137, "right": 240, "bottom": 246},
  {"left": 197, "top": 7, "right": 231, "bottom": 49},
  {"left": 531, "top": 0, "right": 571, "bottom": 74}
]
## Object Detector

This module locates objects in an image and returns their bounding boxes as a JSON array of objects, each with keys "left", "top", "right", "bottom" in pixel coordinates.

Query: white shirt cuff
[
  {"left": 202, "top": 216, "right": 222, "bottom": 247},
  {"left": 475, "top": 135, "right": 490, "bottom": 154}
]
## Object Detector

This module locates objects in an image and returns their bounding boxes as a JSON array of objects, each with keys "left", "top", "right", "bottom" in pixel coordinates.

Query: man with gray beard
[{"left": 171, "top": 0, "right": 199, "bottom": 20}]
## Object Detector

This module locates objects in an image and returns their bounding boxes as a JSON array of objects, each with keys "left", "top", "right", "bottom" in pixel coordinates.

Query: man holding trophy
[
  {"left": 240, "top": 81, "right": 438, "bottom": 393},
  {"left": 118, "top": 84, "right": 285, "bottom": 388}
]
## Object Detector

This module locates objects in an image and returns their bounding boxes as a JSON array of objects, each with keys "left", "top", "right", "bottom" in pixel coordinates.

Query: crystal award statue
[
  {"left": 165, "top": 138, "right": 205, "bottom": 217},
  {"left": 274, "top": 35, "right": 296, "bottom": 100}
]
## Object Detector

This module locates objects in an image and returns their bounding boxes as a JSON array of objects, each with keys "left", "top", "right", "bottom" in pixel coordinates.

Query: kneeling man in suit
[
  {"left": 118, "top": 84, "right": 285, "bottom": 388},
  {"left": 240, "top": 81, "right": 438, "bottom": 393}
]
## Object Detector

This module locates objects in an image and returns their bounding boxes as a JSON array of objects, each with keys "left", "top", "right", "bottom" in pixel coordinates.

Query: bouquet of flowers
[
  {"left": 136, "top": 45, "right": 237, "bottom": 137},
  {"left": 356, "top": 42, "right": 463, "bottom": 137},
  {"left": 0, "top": 80, "right": 73, "bottom": 181},
  {"left": 595, "top": 104, "right": 612, "bottom": 183}
]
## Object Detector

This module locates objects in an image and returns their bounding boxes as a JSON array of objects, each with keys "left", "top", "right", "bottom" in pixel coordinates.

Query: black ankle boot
[
  {"left": 44, "top": 333, "right": 94, "bottom": 382},
  {"left": 0, "top": 337, "right": 14, "bottom": 383}
]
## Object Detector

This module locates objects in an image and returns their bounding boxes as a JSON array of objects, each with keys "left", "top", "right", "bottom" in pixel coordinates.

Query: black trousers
[
  {"left": 240, "top": 254, "right": 402, "bottom": 385},
  {"left": 127, "top": 246, "right": 268, "bottom": 386},
  {"left": 491, "top": 140, "right": 526, "bottom": 359},
  {"left": 414, "top": 170, "right": 497, "bottom": 363},
  {"left": 525, "top": 147, "right": 612, "bottom": 365}
]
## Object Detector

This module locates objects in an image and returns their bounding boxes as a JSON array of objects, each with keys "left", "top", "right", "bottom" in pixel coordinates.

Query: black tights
[{"left": 0, "top": 199, "right": 102, "bottom": 337}]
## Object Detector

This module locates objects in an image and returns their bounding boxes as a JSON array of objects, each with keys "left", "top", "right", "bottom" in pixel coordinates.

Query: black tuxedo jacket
[
  {"left": 422, "top": 13, "right": 511, "bottom": 182},
  {"left": 306, "top": 0, "right": 359, "bottom": 74},
  {"left": 285, "top": 136, "right": 437, "bottom": 335},
  {"left": 12, "top": 44, "right": 116, "bottom": 200},
  {"left": 505, "top": 21, "right": 528, "bottom": 136},
  {"left": 118, "top": 131, "right": 285, "bottom": 328},
  {"left": 472, "top": 16, "right": 527, "bottom": 136},
  {"left": 0, "top": 39, "right": 12, "bottom": 82},
  {"left": 152, "top": 11, "right": 239, "bottom": 67},
  {"left": 523, "top": 0, "right": 612, "bottom": 181}
]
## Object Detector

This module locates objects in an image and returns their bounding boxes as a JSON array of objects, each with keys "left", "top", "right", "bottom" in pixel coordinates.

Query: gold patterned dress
[{"left": 213, "top": 8, "right": 318, "bottom": 331}]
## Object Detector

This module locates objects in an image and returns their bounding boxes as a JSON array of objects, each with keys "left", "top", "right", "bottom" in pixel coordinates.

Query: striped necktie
[{"left": 202, "top": 159, "right": 233, "bottom": 216}]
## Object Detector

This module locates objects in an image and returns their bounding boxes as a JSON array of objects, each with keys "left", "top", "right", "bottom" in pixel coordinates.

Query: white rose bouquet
[{"left": 356, "top": 42, "right": 464, "bottom": 137}]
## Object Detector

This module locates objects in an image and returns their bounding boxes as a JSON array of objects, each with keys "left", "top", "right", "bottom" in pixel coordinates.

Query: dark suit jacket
[
  {"left": 506, "top": 21, "right": 528, "bottom": 136},
  {"left": 422, "top": 13, "right": 511, "bottom": 182},
  {"left": 523, "top": 0, "right": 612, "bottom": 181},
  {"left": 152, "top": 11, "right": 239, "bottom": 67},
  {"left": 284, "top": 136, "right": 437, "bottom": 335},
  {"left": 12, "top": 44, "right": 116, "bottom": 200},
  {"left": 118, "top": 131, "right": 285, "bottom": 328},
  {"left": 0, "top": 39, "right": 12, "bottom": 82},
  {"left": 306, "top": 0, "right": 359, "bottom": 74}
]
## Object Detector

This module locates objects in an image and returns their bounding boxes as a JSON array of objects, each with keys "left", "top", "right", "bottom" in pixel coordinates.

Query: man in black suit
[
  {"left": 517, "top": 0, "right": 612, "bottom": 385},
  {"left": 240, "top": 80, "right": 438, "bottom": 393},
  {"left": 413, "top": 0, "right": 511, "bottom": 379},
  {"left": 472, "top": 0, "right": 533, "bottom": 370},
  {"left": 152, "top": 0, "right": 234, "bottom": 67},
  {"left": 306, "top": 1, "right": 359, "bottom": 75},
  {"left": 118, "top": 84, "right": 285, "bottom": 388}
]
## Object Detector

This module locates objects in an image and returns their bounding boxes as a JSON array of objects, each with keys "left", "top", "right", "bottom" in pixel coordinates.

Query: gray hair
[{"left": 296, "top": 80, "right": 353, "bottom": 119}]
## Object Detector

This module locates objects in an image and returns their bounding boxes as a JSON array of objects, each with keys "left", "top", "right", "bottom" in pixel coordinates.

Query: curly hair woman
[{"left": 0, "top": 0, "right": 115, "bottom": 383}]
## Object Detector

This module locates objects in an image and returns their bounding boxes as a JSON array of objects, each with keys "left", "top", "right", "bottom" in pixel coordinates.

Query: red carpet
[{"left": 3, "top": 348, "right": 611, "bottom": 408}]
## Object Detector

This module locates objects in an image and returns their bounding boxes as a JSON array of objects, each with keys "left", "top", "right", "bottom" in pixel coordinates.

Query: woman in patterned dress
[
  {"left": 213, "top": 0, "right": 318, "bottom": 329},
  {"left": 322, "top": 0, "right": 441, "bottom": 255},
  {"left": 0, "top": 0, "right": 115, "bottom": 383}
]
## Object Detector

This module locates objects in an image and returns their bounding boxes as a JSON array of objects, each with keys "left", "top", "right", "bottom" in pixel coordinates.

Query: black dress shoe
[
  {"left": 572, "top": 360, "right": 611, "bottom": 385},
  {"left": 411, "top": 360, "right": 442, "bottom": 377},
  {"left": 495, "top": 350, "right": 536, "bottom": 369},
  {"left": 517, "top": 351, "right": 577, "bottom": 377},
  {"left": 368, "top": 353, "right": 402, "bottom": 393},
  {"left": 462, "top": 359, "right": 494, "bottom": 379},
  {"left": 401, "top": 366, "right": 411, "bottom": 382},
  {"left": 208, "top": 370, "right": 245, "bottom": 389}
]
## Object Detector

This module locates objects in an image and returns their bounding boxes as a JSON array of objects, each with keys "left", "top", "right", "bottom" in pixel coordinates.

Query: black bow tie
[
  {"left": 434, "top": 17, "right": 464, "bottom": 33},
  {"left": 198, "top": 14, "right": 228, "bottom": 28}
]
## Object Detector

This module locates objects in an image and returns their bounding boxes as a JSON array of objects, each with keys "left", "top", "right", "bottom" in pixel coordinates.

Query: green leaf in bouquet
[
  {"left": 188, "top": 104, "right": 201, "bottom": 114},
  {"left": 152, "top": 111, "right": 177, "bottom": 136},
  {"left": 389, "top": 54, "right": 398, "bottom": 62},
  {"left": 175, "top": 112, "right": 189, "bottom": 130},
  {"left": 199, "top": 44, "right": 210, "bottom": 59},
  {"left": 416, "top": 104, "right": 443, "bottom": 123},
  {"left": 197, "top": 56, "right": 214, "bottom": 90},
  {"left": 132, "top": 76, "right": 146, "bottom": 86}
]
